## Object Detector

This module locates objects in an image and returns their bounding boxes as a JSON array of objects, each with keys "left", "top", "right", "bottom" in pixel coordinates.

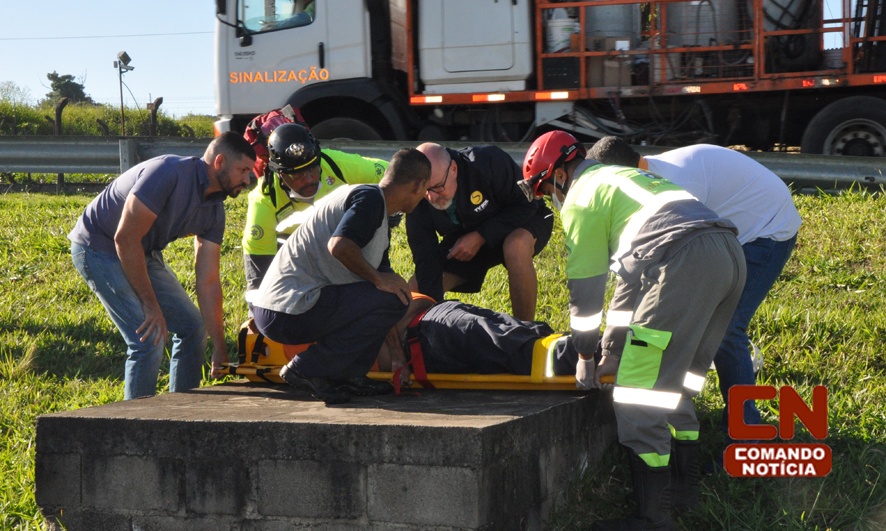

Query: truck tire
[
  {"left": 310, "top": 117, "right": 383, "bottom": 141},
  {"left": 801, "top": 96, "right": 886, "bottom": 156}
]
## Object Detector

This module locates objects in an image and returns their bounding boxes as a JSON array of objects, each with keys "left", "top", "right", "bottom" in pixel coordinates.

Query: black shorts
[{"left": 441, "top": 207, "right": 554, "bottom": 294}]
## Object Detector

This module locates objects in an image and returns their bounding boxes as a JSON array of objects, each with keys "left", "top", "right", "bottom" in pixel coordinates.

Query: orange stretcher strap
[{"left": 393, "top": 308, "right": 433, "bottom": 395}]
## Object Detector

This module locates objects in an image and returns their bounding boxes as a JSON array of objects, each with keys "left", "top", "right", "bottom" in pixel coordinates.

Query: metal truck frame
[{"left": 214, "top": 0, "right": 886, "bottom": 155}]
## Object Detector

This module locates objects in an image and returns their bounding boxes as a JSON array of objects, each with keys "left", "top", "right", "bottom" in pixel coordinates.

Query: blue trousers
[
  {"left": 715, "top": 235, "right": 797, "bottom": 433},
  {"left": 71, "top": 242, "right": 207, "bottom": 400},
  {"left": 253, "top": 281, "right": 408, "bottom": 379}
]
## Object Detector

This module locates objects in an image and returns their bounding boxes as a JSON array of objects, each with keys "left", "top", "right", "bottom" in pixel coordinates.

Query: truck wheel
[
  {"left": 310, "top": 117, "right": 383, "bottom": 141},
  {"left": 801, "top": 96, "right": 886, "bottom": 156}
]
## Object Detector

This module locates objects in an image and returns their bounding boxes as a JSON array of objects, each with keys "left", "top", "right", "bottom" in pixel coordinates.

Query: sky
[{"left": 0, "top": 1, "right": 217, "bottom": 117}]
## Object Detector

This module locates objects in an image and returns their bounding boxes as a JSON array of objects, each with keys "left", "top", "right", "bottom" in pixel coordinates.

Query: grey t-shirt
[
  {"left": 254, "top": 184, "right": 390, "bottom": 315},
  {"left": 68, "top": 155, "right": 226, "bottom": 254}
]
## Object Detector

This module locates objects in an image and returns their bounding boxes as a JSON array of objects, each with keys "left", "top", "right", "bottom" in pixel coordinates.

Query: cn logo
[
  {"left": 724, "top": 385, "right": 831, "bottom": 478},
  {"left": 728, "top": 385, "right": 828, "bottom": 440}
]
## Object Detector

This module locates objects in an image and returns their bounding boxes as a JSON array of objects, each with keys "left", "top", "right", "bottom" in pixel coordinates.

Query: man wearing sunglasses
[
  {"left": 405, "top": 143, "right": 553, "bottom": 321},
  {"left": 241, "top": 123, "right": 388, "bottom": 307}
]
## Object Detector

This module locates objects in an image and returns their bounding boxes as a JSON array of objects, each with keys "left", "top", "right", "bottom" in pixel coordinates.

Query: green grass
[
  {"left": 0, "top": 99, "right": 215, "bottom": 138},
  {"left": 0, "top": 189, "right": 884, "bottom": 529}
]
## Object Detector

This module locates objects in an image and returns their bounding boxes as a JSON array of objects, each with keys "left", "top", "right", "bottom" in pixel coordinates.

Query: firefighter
[
  {"left": 241, "top": 123, "right": 388, "bottom": 306},
  {"left": 241, "top": 104, "right": 308, "bottom": 181},
  {"left": 588, "top": 136, "right": 801, "bottom": 448},
  {"left": 405, "top": 142, "right": 553, "bottom": 322},
  {"left": 521, "top": 131, "right": 746, "bottom": 529}
]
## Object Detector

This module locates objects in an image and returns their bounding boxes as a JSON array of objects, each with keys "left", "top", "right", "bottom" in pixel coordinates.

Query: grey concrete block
[
  {"left": 40, "top": 509, "right": 131, "bottom": 531},
  {"left": 240, "top": 520, "right": 371, "bottom": 531},
  {"left": 81, "top": 455, "right": 181, "bottom": 511},
  {"left": 35, "top": 383, "right": 618, "bottom": 530},
  {"left": 130, "top": 515, "right": 239, "bottom": 531},
  {"left": 185, "top": 458, "right": 249, "bottom": 515},
  {"left": 369, "top": 463, "right": 479, "bottom": 527},
  {"left": 257, "top": 459, "right": 365, "bottom": 518},
  {"left": 35, "top": 452, "right": 80, "bottom": 507}
]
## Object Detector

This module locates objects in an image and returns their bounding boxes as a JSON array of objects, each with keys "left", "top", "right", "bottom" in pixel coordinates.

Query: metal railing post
[
  {"left": 118, "top": 139, "right": 140, "bottom": 173},
  {"left": 54, "top": 98, "right": 69, "bottom": 193},
  {"left": 147, "top": 97, "right": 164, "bottom": 137}
]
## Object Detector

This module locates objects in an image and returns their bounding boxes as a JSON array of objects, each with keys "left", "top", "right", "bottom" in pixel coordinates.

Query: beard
[
  {"left": 224, "top": 184, "right": 245, "bottom": 198},
  {"left": 292, "top": 182, "right": 319, "bottom": 199},
  {"left": 218, "top": 168, "right": 245, "bottom": 198},
  {"left": 429, "top": 195, "right": 454, "bottom": 211}
]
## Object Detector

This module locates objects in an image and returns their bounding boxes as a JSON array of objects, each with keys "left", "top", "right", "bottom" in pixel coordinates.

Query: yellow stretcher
[
  {"left": 219, "top": 365, "right": 586, "bottom": 391},
  {"left": 222, "top": 324, "right": 612, "bottom": 390}
]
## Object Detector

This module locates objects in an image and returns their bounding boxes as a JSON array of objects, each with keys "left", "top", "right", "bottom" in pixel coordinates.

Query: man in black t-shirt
[{"left": 406, "top": 143, "right": 553, "bottom": 322}]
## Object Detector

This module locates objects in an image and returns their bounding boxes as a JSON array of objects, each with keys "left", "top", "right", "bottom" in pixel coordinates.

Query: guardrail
[{"left": 1, "top": 136, "right": 884, "bottom": 192}]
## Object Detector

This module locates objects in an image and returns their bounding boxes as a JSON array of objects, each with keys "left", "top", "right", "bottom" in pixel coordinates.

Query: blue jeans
[
  {"left": 253, "top": 281, "right": 408, "bottom": 379},
  {"left": 71, "top": 242, "right": 207, "bottom": 400},
  {"left": 715, "top": 235, "right": 797, "bottom": 434}
]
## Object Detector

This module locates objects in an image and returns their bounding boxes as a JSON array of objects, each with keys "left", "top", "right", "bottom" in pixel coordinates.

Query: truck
[{"left": 213, "top": 0, "right": 886, "bottom": 156}]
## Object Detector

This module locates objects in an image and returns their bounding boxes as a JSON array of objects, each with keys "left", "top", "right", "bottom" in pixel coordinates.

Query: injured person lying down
[{"left": 375, "top": 293, "right": 585, "bottom": 389}]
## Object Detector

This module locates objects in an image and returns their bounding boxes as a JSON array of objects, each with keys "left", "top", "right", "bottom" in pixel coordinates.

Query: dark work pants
[
  {"left": 254, "top": 281, "right": 408, "bottom": 379},
  {"left": 417, "top": 301, "right": 556, "bottom": 374}
]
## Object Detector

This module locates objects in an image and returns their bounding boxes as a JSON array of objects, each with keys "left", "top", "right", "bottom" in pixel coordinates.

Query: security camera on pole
[{"left": 113, "top": 51, "right": 134, "bottom": 136}]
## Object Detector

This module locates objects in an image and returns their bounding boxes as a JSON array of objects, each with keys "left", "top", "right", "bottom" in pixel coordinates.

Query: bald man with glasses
[{"left": 405, "top": 143, "right": 553, "bottom": 321}]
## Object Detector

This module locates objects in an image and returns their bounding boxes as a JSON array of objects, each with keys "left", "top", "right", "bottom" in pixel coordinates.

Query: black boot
[
  {"left": 671, "top": 439, "right": 700, "bottom": 514},
  {"left": 279, "top": 362, "right": 351, "bottom": 405},
  {"left": 330, "top": 375, "right": 394, "bottom": 396},
  {"left": 593, "top": 453, "right": 674, "bottom": 531}
]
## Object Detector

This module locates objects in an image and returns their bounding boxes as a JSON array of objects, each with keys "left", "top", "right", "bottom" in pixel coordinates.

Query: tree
[
  {"left": 43, "top": 72, "right": 95, "bottom": 105},
  {"left": 0, "top": 81, "right": 32, "bottom": 105}
]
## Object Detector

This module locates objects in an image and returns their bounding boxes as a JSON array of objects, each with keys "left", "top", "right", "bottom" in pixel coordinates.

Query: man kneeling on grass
[
  {"left": 251, "top": 148, "right": 431, "bottom": 405},
  {"left": 375, "top": 293, "right": 585, "bottom": 390}
]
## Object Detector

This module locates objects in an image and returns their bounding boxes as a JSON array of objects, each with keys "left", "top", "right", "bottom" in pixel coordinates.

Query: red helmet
[{"left": 520, "top": 131, "right": 586, "bottom": 199}]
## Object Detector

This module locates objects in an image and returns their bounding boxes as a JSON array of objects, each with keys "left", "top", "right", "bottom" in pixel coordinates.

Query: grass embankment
[{"left": 0, "top": 190, "right": 883, "bottom": 529}]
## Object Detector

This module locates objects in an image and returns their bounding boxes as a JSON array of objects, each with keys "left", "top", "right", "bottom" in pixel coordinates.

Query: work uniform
[
  {"left": 644, "top": 144, "right": 800, "bottom": 432},
  {"left": 242, "top": 149, "right": 387, "bottom": 294},
  {"left": 408, "top": 300, "right": 577, "bottom": 375},
  {"left": 252, "top": 184, "right": 407, "bottom": 380},
  {"left": 405, "top": 145, "right": 553, "bottom": 302},
  {"left": 561, "top": 161, "right": 746, "bottom": 466}
]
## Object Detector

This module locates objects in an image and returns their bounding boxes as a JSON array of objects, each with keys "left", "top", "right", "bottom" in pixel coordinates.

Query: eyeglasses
[
  {"left": 279, "top": 166, "right": 317, "bottom": 180},
  {"left": 426, "top": 156, "right": 452, "bottom": 193}
]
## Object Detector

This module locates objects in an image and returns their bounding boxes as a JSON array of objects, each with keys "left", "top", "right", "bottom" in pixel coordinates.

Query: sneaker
[
  {"left": 708, "top": 342, "right": 764, "bottom": 373},
  {"left": 750, "top": 342, "right": 764, "bottom": 374},
  {"left": 330, "top": 375, "right": 394, "bottom": 396},
  {"left": 279, "top": 364, "right": 351, "bottom": 405}
]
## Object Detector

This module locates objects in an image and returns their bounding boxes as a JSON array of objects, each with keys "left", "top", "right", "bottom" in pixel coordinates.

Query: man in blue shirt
[{"left": 69, "top": 132, "right": 256, "bottom": 400}]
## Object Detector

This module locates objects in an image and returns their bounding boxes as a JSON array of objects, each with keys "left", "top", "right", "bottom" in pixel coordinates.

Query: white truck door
[
  {"left": 217, "top": 0, "right": 370, "bottom": 116},
  {"left": 418, "top": 0, "right": 532, "bottom": 93}
]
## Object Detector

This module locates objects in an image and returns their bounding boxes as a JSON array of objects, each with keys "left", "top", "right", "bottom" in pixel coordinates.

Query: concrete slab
[{"left": 36, "top": 381, "right": 616, "bottom": 530}]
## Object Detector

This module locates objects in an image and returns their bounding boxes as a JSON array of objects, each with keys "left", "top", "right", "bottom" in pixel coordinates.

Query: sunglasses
[{"left": 278, "top": 166, "right": 317, "bottom": 179}]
